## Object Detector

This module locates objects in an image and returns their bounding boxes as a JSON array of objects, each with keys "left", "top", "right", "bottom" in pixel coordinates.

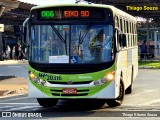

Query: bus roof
[{"left": 31, "top": 3, "right": 137, "bottom": 22}]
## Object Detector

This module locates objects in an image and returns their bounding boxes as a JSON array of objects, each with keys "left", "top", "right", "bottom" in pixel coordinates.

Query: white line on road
[
  {"left": 7, "top": 66, "right": 22, "bottom": 68},
  {"left": 0, "top": 103, "right": 39, "bottom": 105},
  {"left": 130, "top": 90, "right": 158, "bottom": 96},
  {"left": 0, "top": 106, "right": 14, "bottom": 109},
  {"left": 0, "top": 97, "right": 29, "bottom": 102},
  {"left": 140, "top": 98, "right": 160, "bottom": 106},
  {"left": 3, "top": 106, "right": 41, "bottom": 111}
]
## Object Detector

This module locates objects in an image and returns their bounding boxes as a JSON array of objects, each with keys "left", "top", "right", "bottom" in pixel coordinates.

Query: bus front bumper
[{"left": 28, "top": 80, "right": 117, "bottom": 99}]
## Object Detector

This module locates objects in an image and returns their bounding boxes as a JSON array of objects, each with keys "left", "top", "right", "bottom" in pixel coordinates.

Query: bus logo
[{"left": 67, "top": 80, "right": 73, "bottom": 85}]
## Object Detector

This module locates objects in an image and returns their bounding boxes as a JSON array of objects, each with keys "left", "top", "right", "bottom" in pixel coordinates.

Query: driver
[{"left": 89, "top": 29, "right": 105, "bottom": 49}]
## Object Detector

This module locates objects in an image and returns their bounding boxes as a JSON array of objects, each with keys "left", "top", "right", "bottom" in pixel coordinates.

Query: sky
[{"left": 19, "top": 0, "right": 77, "bottom": 5}]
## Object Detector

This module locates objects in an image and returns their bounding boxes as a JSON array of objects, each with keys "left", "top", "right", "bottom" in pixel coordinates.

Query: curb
[
  {"left": 0, "top": 60, "right": 28, "bottom": 65},
  {"left": 0, "top": 76, "right": 16, "bottom": 81},
  {"left": 138, "top": 66, "right": 154, "bottom": 69},
  {"left": 0, "top": 76, "right": 28, "bottom": 98},
  {"left": 0, "top": 93, "right": 28, "bottom": 99},
  {"left": 0, "top": 87, "right": 28, "bottom": 98}
]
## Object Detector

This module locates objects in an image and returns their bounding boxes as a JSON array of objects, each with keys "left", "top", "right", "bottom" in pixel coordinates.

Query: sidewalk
[
  {"left": 0, "top": 77, "right": 28, "bottom": 98},
  {"left": 138, "top": 66, "right": 154, "bottom": 69},
  {"left": 0, "top": 60, "right": 28, "bottom": 65},
  {"left": 0, "top": 60, "right": 28, "bottom": 98}
]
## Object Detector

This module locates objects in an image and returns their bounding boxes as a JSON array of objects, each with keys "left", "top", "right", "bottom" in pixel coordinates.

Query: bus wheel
[
  {"left": 106, "top": 79, "right": 125, "bottom": 107},
  {"left": 37, "top": 98, "right": 58, "bottom": 107},
  {"left": 125, "top": 70, "right": 133, "bottom": 94}
]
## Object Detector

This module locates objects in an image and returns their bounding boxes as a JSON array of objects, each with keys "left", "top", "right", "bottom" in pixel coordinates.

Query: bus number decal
[
  {"left": 47, "top": 75, "right": 62, "bottom": 81},
  {"left": 39, "top": 73, "right": 62, "bottom": 81}
]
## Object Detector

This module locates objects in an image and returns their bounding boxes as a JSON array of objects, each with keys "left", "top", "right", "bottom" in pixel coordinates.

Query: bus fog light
[
  {"left": 94, "top": 80, "right": 102, "bottom": 85},
  {"left": 35, "top": 78, "right": 40, "bottom": 83},
  {"left": 40, "top": 80, "right": 47, "bottom": 86}
]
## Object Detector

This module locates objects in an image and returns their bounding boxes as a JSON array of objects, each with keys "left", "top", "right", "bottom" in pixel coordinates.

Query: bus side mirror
[
  {"left": 22, "top": 27, "right": 27, "bottom": 44},
  {"left": 22, "top": 18, "right": 29, "bottom": 45},
  {"left": 119, "top": 34, "right": 127, "bottom": 48}
]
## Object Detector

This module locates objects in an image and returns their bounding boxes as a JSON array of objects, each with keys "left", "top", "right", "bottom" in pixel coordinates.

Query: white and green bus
[{"left": 23, "top": 3, "right": 138, "bottom": 107}]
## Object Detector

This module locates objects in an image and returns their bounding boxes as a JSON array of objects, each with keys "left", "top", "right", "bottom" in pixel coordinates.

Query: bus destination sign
[
  {"left": 38, "top": 7, "right": 104, "bottom": 20},
  {"left": 41, "top": 10, "right": 90, "bottom": 18}
]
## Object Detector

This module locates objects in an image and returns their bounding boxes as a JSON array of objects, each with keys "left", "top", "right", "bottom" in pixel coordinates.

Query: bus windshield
[{"left": 29, "top": 24, "right": 114, "bottom": 64}]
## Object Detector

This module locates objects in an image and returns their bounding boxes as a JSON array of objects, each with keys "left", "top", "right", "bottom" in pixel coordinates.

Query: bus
[{"left": 23, "top": 3, "right": 138, "bottom": 107}]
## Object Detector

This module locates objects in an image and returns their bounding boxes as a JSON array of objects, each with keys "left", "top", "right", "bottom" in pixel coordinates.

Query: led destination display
[{"left": 38, "top": 7, "right": 104, "bottom": 20}]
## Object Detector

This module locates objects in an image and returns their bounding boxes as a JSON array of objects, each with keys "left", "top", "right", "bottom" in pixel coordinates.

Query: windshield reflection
[{"left": 30, "top": 24, "right": 114, "bottom": 64}]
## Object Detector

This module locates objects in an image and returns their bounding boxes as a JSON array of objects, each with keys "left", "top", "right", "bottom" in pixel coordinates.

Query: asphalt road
[
  {"left": 0, "top": 64, "right": 160, "bottom": 119},
  {"left": 0, "top": 64, "right": 28, "bottom": 78}
]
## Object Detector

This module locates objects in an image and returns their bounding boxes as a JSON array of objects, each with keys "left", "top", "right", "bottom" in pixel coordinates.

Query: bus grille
[
  {"left": 52, "top": 93, "right": 88, "bottom": 96},
  {"left": 47, "top": 81, "right": 92, "bottom": 85}
]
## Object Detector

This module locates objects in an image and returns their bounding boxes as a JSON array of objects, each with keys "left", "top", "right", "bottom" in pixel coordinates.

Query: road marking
[
  {"left": 3, "top": 106, "right": 40, "bottom": 111},
  {"left": 0, "top": 103, "right": 39, "bottom": 105},
  {"left": 0, "top": 106, "right": 14, "bottom": 109},
  {"left": 7, "top": 66, "right": 22, "bottom": 68},
  {"left": 140, "top": 98, "right": 160, "bottom": 106},
  {"left": 7, "top": 65, "right": 22, "bottom": 67},
  {"left": 0, "top": 97, "right": 29, "bottom": 102},
  {"left": 130, "top": 90, "right": 158, "bottom": 96}
]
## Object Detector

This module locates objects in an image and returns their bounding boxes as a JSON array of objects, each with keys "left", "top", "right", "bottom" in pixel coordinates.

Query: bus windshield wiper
[
  {"left": 79, "top": 24, "right": 92, "bottom": 44},
  {"left": 51, "top": 25, "right": 65, "bottom": 43},
  {"left": 51, "top": 25, "right": 67, "bottom": 54}
]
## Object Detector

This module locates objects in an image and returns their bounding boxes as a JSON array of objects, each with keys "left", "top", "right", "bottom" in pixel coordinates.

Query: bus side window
[
  {"left": 115, "top": 16, "right": 120, "bottom": 51},
  {"left": 126, "top": 20, "right": 129, "bottom": 47},
  {"left": 116, "top": 16, "right": 121, "bottom": 50},
  {"left": 134, "top": 23, "right": 137, "bottom": 46},
  {"left": 130, "top": 22, "right": 132, "bottom": 47},
  {"left": 132, "top": 22, "right": 134, "bottom": 47},
  {"left": 115, "top": 16, "right": 118, "bottom": 28},
  {"left": 133, "top": 23, "right": 135, "bottom": 46},
  {"left": 128, "top": 21, "right": 131, "bottom": 47},
  {"left": 134, "top": 23, "right": 137, "bottom": 45},
  {"left": 124, "top": 19, "right": 128, "bottom": 48},
  {"left": 120, "top": 18, "right": 123, "bottom": 32},
  {"left": 122, "top": 18, "right": 125, "bottom": 34}
]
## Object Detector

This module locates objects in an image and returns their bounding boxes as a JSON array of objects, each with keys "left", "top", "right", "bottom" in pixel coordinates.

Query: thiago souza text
[{"left": 126, "top": 6, "right": 158, "bottom": 11}]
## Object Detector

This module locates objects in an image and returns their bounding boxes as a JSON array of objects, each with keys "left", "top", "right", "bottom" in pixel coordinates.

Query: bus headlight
[
  {"left": 94, "top": 79, "right": 102, "bottom": 86},
  {"left": 29, "top": 72, "right": 47, "bottom": 86},
  {"left": 29, "top": 72, "right": 39, "bottom": 82},
  {"left": 40, "top": 80, "right": 47, "bottom": 86},
  {"left": 101, "top": 71, "right": 115, "bottom": 83},
  {"left": 29, "top": 72, "right": 36, "bottom": 79}
]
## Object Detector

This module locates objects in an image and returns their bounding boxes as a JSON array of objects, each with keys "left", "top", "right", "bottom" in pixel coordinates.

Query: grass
[{"left": 139, "top": 61, "right": 160, "bottom": 68}]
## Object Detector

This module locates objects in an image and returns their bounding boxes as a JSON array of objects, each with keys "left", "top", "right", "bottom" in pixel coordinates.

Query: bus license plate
[{"left": 62, "top": 88, "right": 77, "bottom": 94}]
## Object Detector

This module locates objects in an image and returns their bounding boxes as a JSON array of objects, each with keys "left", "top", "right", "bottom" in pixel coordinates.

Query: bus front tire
[
  {"left": 106, "top": 79, "right": 125, "bottom": 107},
  {"left": 37, "top": 98, "right": 58, "bottom": 107}
]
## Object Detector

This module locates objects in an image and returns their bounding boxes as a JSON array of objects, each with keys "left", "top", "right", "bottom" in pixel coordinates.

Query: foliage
[{"left": 139, "top": 61, "right": 160, "bottom": 68}]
